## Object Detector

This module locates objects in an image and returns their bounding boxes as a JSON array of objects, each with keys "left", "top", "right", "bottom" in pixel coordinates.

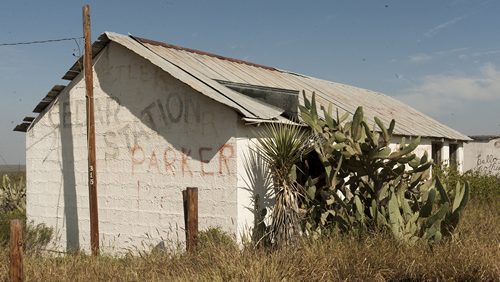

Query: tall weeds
[{"left": 0, "top": 199, "right": 498, "bottom": 281}]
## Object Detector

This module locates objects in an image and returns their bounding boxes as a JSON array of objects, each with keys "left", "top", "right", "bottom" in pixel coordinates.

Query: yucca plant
[{"left": 255, "top": 122, "right": 312, "bottom": 247}]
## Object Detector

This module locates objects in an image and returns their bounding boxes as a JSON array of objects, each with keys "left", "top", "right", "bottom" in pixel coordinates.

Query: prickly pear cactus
[
  {"left": 299, "top": 92, "right": 469, "bottom": 243},
  {"left": 0, "top": 174, "right": 26, "bottom": 213}
]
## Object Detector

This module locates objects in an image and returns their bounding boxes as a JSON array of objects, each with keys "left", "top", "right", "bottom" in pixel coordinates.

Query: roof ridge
[{"left": 133, "top": 35, "right": 277, "bottom": 71}]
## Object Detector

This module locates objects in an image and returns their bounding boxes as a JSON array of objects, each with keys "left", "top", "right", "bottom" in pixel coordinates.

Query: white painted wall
[
  {"left": 441, "top": 141, "right": 450, "bottom": 167},
  {"left": 389, "top": 137, "right": 465, "bottom": 172},
  {"left": 235, "top": 122, "right": 273, "bottom": 243},
  {"left": 463, "top": 138, "right": 500, "bottom": 174},
  {"left": 27, "top": 42, "right": 239, "bottom": 253},
  {"left": 457, "top": 143, "right": 465, "bottom": 172},
  {"left": 389, "top": 136, "right": 432, "bottom": 160}
]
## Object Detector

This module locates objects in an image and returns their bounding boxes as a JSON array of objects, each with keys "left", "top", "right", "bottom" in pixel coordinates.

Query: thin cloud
[
  {"left": 409, "top": 53, "right": 432, "bottom": 63},
  {"left": 472, "top": 49, "right": 500, "bottom": 57},
  {"left": 398, "top": 63, "right": 500, "bottom": 115},
  {"left": 424, "top": 15, "right": 466, "bottom": 38},
  {"left": 408, "top": 47, "right": 468, "bottom": 64},
  {"left": 434, "top": 47, "right": 468, "bottom": 55}
]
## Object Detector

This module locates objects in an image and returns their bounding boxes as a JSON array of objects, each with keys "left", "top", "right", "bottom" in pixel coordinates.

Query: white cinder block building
[
  {"left": 463, "top": 135, "right": 500, "bottom": 174},
  {"left": 15, "top": 32, "right": 470, "bottom": 253}
]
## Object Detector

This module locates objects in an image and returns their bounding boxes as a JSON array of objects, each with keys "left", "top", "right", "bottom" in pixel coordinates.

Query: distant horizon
[{"left": 0, "top": 164, "right": 26, "bottom": 171}]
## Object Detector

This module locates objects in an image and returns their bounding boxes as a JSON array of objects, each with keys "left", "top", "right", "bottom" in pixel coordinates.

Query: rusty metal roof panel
[
  {"left": 103, "top": 32, "right": 283, "bottom": 119},
  {"left": 13, "top": 122, "right": 31, "bottom": 132},
  {"left": 127, "top": 34, "right": 469, "bottom": 140},
  {"left": 33, "top": 84, "right": 66, "bottom": 113}
]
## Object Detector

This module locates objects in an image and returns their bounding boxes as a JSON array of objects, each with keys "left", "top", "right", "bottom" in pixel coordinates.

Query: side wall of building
[
  {"left": 463, "top": 138, "right": 500, "bottom": 174},
  {"left": 235, "top": 122, "right": 272, "bottom": 242},
  {"left": 390, "top": 137, "right": 464, "bottom": 172},
  {"left": 26, "top": 42, "right": 239, "bottom": 253}
]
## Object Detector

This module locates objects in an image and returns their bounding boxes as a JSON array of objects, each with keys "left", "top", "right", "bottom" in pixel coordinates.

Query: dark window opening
[
  {"left": 449, "top": 144, "right": 458, "bottom": 167},
  {"left": 296, "top": 150, "right": 326, "bottom": 193},
  {"left": 432, "top": 142, "right": 443, "bottom": 165}
]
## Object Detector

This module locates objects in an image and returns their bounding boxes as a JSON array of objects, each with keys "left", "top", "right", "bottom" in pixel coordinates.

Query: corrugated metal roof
[
  {"left": 128, "top": 34, "right": 469, "bottom": 141},
  {"left": 106, "top": 32, "right": 283, "bottom": 119},
  {"left": 13, "top": 116, "right": 35, "bottom": 132},
  {"left": 18, "top": 32, "right": 470, "bottom": 141}
]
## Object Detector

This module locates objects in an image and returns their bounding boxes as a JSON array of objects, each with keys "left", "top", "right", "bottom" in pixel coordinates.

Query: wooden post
[
  {"left": 182, "top": 187, "right": 198, "bottom": 252},
  {"left": 83, "top": 4, "right": 99, "bottom": 256},
  {"left": 10, "top": 219, "right": 23, "bottom": 282}
]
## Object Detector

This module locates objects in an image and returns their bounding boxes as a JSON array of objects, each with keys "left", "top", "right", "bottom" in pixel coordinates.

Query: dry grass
[{"left": 0, "top": 199, "right": 498, "bottom": 281}]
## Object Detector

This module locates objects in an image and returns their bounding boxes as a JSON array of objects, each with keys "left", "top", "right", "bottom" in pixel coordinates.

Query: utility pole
[{"left": 83, "top": 4, "right": 99, "bottom": 256}]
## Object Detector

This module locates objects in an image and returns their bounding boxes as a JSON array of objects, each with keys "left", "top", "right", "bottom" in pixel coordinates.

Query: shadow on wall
[
  {"left": 242, "top": 149, "right": 274, "bottom": 243},
  {"left": 59, "top": 92, "right": 80, "bottom": 251},
  {"left": 48, "top": 43, "right": 238, "bottom": 252},
  {"left": 94, "top": 43, "right": 235, "bottom": 164}
]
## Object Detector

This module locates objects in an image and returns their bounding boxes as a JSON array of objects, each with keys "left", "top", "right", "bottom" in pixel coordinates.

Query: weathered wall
[
  {"left": 390, "top": 137, "right": 464, "bottom": 172},
  {"left": 26, "top": 42, "right": 239, "bottom": 253},
  {"left": 463, "top": 138, "right": 500, "bottom": 174},
  {"left": 235, "top": 123, "right": 273, "bottom": 242},
  {"left": 390, "top": 136, "right": 432, "bottom": 159}
]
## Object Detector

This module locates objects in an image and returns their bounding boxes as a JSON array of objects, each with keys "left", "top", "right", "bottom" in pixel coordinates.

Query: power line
[{"left": 0, "top": 36, "right": 83, "bottom": 47}]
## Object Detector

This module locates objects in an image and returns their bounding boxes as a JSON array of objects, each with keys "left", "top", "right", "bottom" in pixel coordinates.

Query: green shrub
[
  {"left": 24, "top": 222, "right": 54, "bottom": 253},
  {"left": 0, "top": 172, "right": 53, "bottom": 253},
  {"left": 0, "top": 209, "right": 26, "bottom": 245},
  {"left": 0, "top": 210, "right": 53, "bottom": 253},
  {"left": 197, "top": 227, "right": 238, "bottom": 251},
  {"left": 434, "top": 165, "right": 500, "bottom": 203}
]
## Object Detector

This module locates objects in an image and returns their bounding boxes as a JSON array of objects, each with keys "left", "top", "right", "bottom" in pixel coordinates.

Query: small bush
[
  {"left": 197, "top": 227, "right": 238, "bottom": 251},
  {"left": 434, "top": 165, "right": 500, "bottom": 203},
  {"left": 24, "top": 222, "right": 54, "bottom": 254},
  {"left": 0, "top": 210, "right": 53, "bottom": 253},
  {"left": 0, "top": 172, "right": 53, "bottom": 253},
  {"left": 0, "top": 209, "right": 25, "bottom": 245}
]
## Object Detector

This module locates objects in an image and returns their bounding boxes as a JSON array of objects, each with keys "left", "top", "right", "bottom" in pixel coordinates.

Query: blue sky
[{"left": 1, "top": 0, "right": 499, "bottom": 164}]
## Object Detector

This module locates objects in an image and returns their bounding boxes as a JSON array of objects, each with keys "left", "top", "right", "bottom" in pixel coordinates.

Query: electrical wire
[{"left": 0, "top": 37, "right": 83, "bottom": 47}]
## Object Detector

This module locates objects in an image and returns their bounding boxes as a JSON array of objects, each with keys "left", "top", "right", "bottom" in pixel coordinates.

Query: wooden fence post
[
  {"left": 10, "top": 219, "right": 23, "bottom": 282},
  {"left": 182, "top": 187, "right": 198, "bottom": 252}
]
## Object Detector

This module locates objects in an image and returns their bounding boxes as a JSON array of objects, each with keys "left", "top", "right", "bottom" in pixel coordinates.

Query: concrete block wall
[
  {"left": 235, "top": 123, "right": 274, "bottom": 242},
  {"left": 438, "top": 141, "right": 464, "bottom": 172},
  {"left": 389, "top": 136, "right": 432, "bottom": 160},
  {"left": 27, "top": 42, "right": 239, "bottom": 253},
  {"left": 390, "top": 137, "right": 465, "bottom": 172},
  {"left": 463, "top": 138, "right": 500, "bottom": 174}
]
